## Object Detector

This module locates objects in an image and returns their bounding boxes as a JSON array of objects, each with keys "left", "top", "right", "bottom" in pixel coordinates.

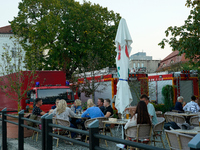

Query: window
[
  {"left": 171, "top": 60, "right": 174, "bottom": 63},
  {"left": 141, "top": 63, "right": 144, "bottom": 67},
  {"left": 138, "top": 63, "right": 140, "bottom": 68},
  {"left": 133, "top": 63, "right": 136, "bottom": 68},
  {"left": 162, "top": 63, "right": 166, "bottom": 67},
  {"left": 11, "top": 47, "right": 17, "bottom": 58}
]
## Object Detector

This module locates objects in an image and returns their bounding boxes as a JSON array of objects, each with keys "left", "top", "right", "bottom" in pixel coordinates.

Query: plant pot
[{"left": 6, "top": 115, "right": 33, "bottom": 139}]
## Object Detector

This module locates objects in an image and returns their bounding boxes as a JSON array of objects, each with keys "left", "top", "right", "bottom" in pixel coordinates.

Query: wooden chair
[
  {"left": 152, "top": 117, "right": 165, "bottom": 148},
  {"left": 53, "top": 118, "right": 72, "bottom": 147},
  {"left": 125, "top": 124, "right": 152, "bottom": 150},
  {"left": 190, "top": 116, "right": 199, "bottom": 126},
  {"left": 32, "top": 116, "right": 41, "bottom": 142},
  {"left": 173, "top": 115, "right": 186, "bottom": 124},
  {"left": 165, "top": 130, "right": 193, "bottom": 150}
]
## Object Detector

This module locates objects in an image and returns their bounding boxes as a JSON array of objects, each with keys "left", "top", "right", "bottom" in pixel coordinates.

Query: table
[
  {"left": 171, "top": 113, "right": 198, "bottom": 117},
  {"left": 102, "top": 119, "right": 129, "bottom": 139},
  {"left": 173, "top": 126, "right": 200, "bottom": 135}
]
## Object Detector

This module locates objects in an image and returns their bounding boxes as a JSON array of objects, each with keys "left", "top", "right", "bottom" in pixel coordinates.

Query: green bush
[
  {"left": 151, "top": 103, "right": 166, "bottom": 113},
  {"left": 162, "top": 85, "right": 174, "bottom": 111}
]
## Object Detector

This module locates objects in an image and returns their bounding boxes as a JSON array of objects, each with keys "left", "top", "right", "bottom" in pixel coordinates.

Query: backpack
[{"left": 164, "top": 121, "right": 180, "bottom": 130}]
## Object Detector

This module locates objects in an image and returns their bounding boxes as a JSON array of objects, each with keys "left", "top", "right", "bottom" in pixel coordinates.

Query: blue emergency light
[
  {"left": 66, "top": 81, "right": 69, "bottom": 86},
  {"left": 36, "top": 82, "right": 40, "bottom": 87}
]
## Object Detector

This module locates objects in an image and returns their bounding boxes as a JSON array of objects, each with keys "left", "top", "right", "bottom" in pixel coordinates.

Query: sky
[{"left": 0, "top": 0, "right": 191, "bottom": 60}]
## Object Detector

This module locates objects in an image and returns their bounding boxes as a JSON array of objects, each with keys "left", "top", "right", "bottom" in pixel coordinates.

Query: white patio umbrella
[{"left": 115, "top": 18, "right": 133, "bottom": 114}]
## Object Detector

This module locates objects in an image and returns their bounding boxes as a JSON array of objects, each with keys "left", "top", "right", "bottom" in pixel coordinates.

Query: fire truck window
[{"left": 37, "top": 88, "right": 74, "bottom": 104}]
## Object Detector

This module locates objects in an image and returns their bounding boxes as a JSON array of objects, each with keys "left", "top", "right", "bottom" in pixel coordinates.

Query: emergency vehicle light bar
[
  {"left": 129, "top": 74, "right": 138, "bottom": 77},
  {"left": 181, "top": 70, "right": 190, "bottom": 74}
]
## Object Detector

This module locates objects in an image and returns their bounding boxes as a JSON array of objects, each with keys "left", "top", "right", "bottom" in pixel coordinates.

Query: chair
[
  {"left": 156, "top": 111, "right": 163, "bottom": 117},
  {"left": 125, "top": 124, "right": 152, "bottom": 150},
  {"left": 164, "top": 113, "right": 174, "bottom": 123},
  {"left": 84, "top": 118, "right": 96, "bottom": 142},
  {"left": 173, "top": 115, "right": 186, "bottom": 124},
  {"left": 152, "top": 117, "right": 165, "bottom": 148},
  {"left": 165, "top": 130, "right": 193, "bottom": 150},
  {"left": 53, "top": 118, "right": 72, "bottom": 147},
  {"left": 190, "top": 116, "right": 199, "bottom": 126},
  {"left": 32, "top": 116, "right": 41, "bottom": 142}
]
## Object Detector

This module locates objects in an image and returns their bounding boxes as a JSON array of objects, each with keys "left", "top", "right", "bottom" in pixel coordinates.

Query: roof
[
  {"left": 0, "top": 25, "right": 13, "bottom": 34},
  {"left": 157, "top": 50, "right": 189, "bottom": 71}
]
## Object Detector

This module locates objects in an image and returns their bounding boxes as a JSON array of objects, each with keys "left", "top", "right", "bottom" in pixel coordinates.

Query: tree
[
  {"left": 158, "top": 0, "right": 200, "bottom": 67},
  {"left": 10, "top": 0, "right": 121, "bottom": 79},
  {"left": 0, "top": 38, "right": 37, "bottom": 112}
]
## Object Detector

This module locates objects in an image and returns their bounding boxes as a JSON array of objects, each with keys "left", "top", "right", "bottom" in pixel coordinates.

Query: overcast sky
[{"left": 0, "top": 0, "right": 191, "bottom": 60}]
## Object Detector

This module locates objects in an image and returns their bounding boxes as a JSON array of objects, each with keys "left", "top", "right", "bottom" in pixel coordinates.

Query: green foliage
[
  {"left": 151, "top": 103, "right": 166, "bottom": 113},
  {"left": 0, "top": 38, "right": 37, "bottom": 112},
  {"left": 158, "top": 1, "right": 200, "bottom": 67},
  {"left": 162, "top": 85, "right": 174, "bottom": 112},
  {"left": 10, "top": 0, "right": 121, "bottom": 79}
]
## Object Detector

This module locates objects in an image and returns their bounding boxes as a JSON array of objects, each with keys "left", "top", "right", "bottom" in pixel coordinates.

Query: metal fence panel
[
  {"left": 157, "top": 80, "right": 172, "bottom": 104},
  {"left": 180, "top": 80, "right": 193, "bottom": 103}
]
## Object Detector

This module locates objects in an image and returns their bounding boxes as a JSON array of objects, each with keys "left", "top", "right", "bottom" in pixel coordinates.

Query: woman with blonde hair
[
  {"left": 52, "top": 99, "right": 77, "bottom": 138},
  {"left": 71, "top": 99, "right": 83, "bottom": 113},
  {"left": 81, "top": 99, "right": 104, "bottom": 119},
  {"left": 52, "top": 99, "right": 76, "bottom": 121}
]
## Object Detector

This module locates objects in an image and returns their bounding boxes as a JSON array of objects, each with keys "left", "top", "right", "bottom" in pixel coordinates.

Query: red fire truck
[
  {"left": 77, "top": 68, "right": 148, "bottom": 106},
  {"left": 0, "top": 71, "right": 78, "bottom": 112},
  {"left": 148, "top": 71, "right": 199, "bottom": 104}
]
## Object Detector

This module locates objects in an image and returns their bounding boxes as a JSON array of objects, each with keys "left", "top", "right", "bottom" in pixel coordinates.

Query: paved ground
[{"left": 0, "top": 121, "right": 169, "bottom": 150}]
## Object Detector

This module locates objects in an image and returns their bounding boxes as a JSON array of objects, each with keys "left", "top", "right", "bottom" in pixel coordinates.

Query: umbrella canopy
[{"left": 115, "top": 18, "right": 133, "bottom": 114}]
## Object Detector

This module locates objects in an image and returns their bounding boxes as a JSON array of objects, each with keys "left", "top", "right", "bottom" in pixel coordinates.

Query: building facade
[
  {"left": 0, "top": 25, "right": 25, "bottom": 74},
  {"left": 129, "top": 52, "right": 160, "bottom": 73}
]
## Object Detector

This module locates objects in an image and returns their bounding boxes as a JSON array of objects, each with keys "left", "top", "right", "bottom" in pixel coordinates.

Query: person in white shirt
[{"left": 183, "top": 95, "right": 200, "bottom": 113}]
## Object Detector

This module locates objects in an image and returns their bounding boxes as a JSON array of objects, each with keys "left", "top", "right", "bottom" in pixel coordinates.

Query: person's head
[
  {"left": 104, "top": 98, "right": 111, "bottom": 107},
  {"left": 136, "top": 101, "right": 151, "bottom": 125},
  {"left": 195, "top": 99, "right": 199, "bottom": 104},
  {"left": 177, "top": 96, "right": 184, "bottom": 103},
  {"left": 140, "top": 94, "right": 149, "bottom": 105},
  {"left": 87, "top": 99, "right": 95, "bottom": 108},
  {"left": 35, "top": 98, "right": 43, "bottom": 107},
  {"left": 55, "top": 99, "right": 60, "bottom": 107},
  {"left": 56, "top": 99, "right": 67, "bottom": 115},
  {"left": 191, "top": 95, "right": 196, "bottom": 101},
  {"left": 74, "top": 99, "right": 82, "bottom": 107},
  {"left": 97, "top": 98, "right": 104, "bottom": 107}
]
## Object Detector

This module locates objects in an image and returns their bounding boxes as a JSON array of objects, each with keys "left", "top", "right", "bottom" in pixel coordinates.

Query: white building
[
  {"left": 0, "top": 25, "right": 25, "bottom": 74},
  {"left": 129, "top": 52, "right": 160, "bottom": 73}
]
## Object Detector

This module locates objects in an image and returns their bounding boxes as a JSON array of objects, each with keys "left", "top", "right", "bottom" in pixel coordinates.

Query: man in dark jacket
[{"left": 174, "top": 96, "right": 184, "bottom": 112}]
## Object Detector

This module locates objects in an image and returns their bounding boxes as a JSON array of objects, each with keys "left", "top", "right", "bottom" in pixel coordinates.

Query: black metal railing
[{"left": 0, "top": 108, "right": 168, "bottom": 150}]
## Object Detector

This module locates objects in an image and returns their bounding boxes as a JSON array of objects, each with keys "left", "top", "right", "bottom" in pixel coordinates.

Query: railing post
[
  {"left": 18, "top": 110, "right": 24, "bottom": 150},
  {"left": 188, "top": 134, "right": 200, "bottom": 150},
  {"left": 45, "top": 114, "right": 53, "bottom": 150},
  {"left": 88, "top": 119, "right": 99, "bottom": 150},
  {"left": 41, "top": 113, "right": 48, "bottom": 150},
  {"left": 2, "top": 108, "right": 7, "bottom": 150}
]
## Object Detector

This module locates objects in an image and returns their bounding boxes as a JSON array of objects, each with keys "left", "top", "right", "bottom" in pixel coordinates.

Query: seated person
[
  {"left": 51, "top": 99, "right": 77, "bottom": 138},
  {"left": 49, "top": 99, "right": 60, "bottom": 114},
  {"left": 183, "top": 95, "right": 200, "bottom": 113},
  {"left": 81, "top": 99, "right": 104, "bottom": 119},
  {"left": 103, "top": 98, "right": 113, "bottom": 118},
  {"left": 97, "top": 98, "right": 105, "bottom": 113},
  {"left": 174, "top": 96, "right": 184, "bottom": 112},
  {"left": 32, "top": 98, "right": 46, "bottom": 116},
  {"left": 71, "top": 99, "right": 83, "bottom": 114},
  {"left": 119, "top": 101, "right": 152, "bottom": 150},
  {"left": 51, "top": 98, "right": 60, "bottom": 109},
  {"left": 124, "top": 101, "right": 151, "bottom": 129}
]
